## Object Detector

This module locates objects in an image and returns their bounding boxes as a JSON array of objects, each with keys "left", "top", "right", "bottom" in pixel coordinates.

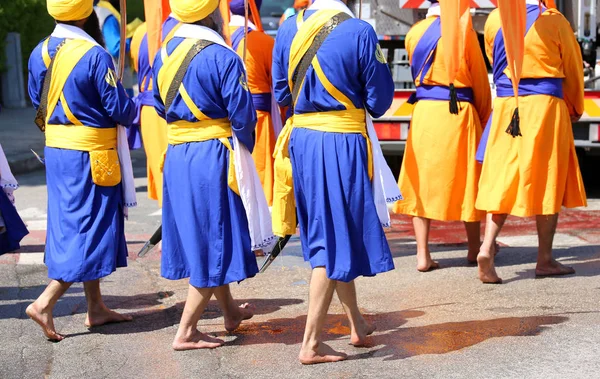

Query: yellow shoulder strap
[
  {"left": 288, "top": 10, "right": 356, "bottom": 110},
  {"left": 46, "top": 40, "right": 96, "bottom": 125},
  {"left": 296, "top": 9, "right": 305, "bottom": 29},
  {"left": 156, "top": 38, "right": 209, "bottom": 120},
  {"left": 163, "top": 23, "right": 182, "bottom": 45},
  {"left": 288, "top": 9, "right": 340, "bottom": 85},
  {"left": 96, "top": 1, "right": 121, "bottom": 24},
  {"left": 42, "top": 38, "right": 51, "bottom": 68}
]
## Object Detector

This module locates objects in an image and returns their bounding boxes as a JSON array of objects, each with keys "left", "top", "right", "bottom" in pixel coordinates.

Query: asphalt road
[{"left": 1, "top": 152, "right": 600, "bottom": 379}]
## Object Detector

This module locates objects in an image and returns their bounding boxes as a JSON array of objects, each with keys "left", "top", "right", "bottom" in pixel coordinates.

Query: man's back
[{"left": 272, "top": 11, "right": 394, "bottom": 117}]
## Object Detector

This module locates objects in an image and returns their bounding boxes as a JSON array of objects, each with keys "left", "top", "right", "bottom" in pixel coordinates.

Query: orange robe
[
  {"left": 131, "top": 23, "right": 169, "bottom": 206},
  {"left": 394, "top": 16, "right": 492, "bottom": 222},
  {"left": 229, "top": 25, "right": 276, "bottom": 206},
  {"left": 476, "top": 9, "right": 587, "bottom": 216}
]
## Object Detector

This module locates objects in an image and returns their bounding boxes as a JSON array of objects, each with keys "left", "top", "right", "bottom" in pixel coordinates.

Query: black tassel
[
  {"left": 505, "top": 108, "right": 522, "bottom": 137},
  {"left": 449, "top": 83, "right": 459, "bottom": 115}
]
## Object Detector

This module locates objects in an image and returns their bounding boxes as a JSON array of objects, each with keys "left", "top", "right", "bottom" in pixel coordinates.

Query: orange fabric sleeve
[{"left": 557, "top": 14, "right": 584, "bottom": 118}]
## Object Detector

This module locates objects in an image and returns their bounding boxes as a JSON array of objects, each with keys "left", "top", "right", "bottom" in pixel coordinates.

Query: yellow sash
[
  {"left": 44, "top": 39, "right": 118, "bottom": 151},
  {"left": 272, "top": 10, "right": 373, "bottom": 237},
  {"left": 157, "top": 38, "right": 239, "bottom": 195},
  {"left": 43, "top": 39, "right": 121, "bottom": 186},
  {"left": 96, "top": 1, "right": 121, "bottom": 24}
]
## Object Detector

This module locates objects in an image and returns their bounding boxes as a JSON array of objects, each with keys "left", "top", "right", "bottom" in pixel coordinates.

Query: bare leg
[
  {"left": 172, "top": 285, "right": 224, "bottom": 351},
  {"left": 477, "top": 213, "right": 506, "bottom": 284},
  {"left": 335, "top": 280, "right": 375, "bottom": 346},
  {"left": 26, "top": 280, "right": 72, "bottom": 341},
  {"left": 299, "top": 267, "right": 347, "bottom": 365},
  {"left": 464, "top": 221, "right": 481, "bottom": 263},
  {"left": 84, "top": 280, "right": 132, "bottom": 327},
  {"left": 535, "top": 214, "right": 575, "bottom": 277},
  {"left": 213, "top": 285, "right": 255, "bottom": 332},
  {"left": 413, "top": 217, "right": 438, "bottom": 272}
]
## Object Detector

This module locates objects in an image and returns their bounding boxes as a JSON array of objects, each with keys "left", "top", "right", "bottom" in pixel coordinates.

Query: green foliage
[
  {"left": 0, "top": 0, "right": 146, "bottom": 73},
  {"left": 0, "top": 0, "right": 55, "bottom": 72}
]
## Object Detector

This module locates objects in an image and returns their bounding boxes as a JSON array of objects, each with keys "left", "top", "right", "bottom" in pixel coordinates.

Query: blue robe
[
  {"left": 0, "top": 190, "right": 29, "bottom": 255},
  {"left": 152, "top": 37, "right": 259, "bottom": 288},
  {"left": 28, "top": 35, "right": 136, "bottom": 282},
  {"left": 272, "top": 11, "right": 395, "bottom": 282}
]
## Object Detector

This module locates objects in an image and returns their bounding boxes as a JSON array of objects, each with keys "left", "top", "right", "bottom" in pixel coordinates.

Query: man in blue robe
[
  {"left": 152, "top": 0, "right": 260, "bottom": 350},
  {"left": 27, "top": 0, "right": 136, "bottom": 341},
  {"left": 273, "top": 0, "right": 395, "bottom": 365}
]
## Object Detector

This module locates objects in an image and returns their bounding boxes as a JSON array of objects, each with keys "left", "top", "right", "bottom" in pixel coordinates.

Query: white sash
[
  {"left": 307, "top": 0, "right": 402, "bottom": 227},
  {"left": 50, "top": 24, "right": 138, "bottom": 214},
  {"left": 174, "top": 24, "right": 275, "bottom": 250}
]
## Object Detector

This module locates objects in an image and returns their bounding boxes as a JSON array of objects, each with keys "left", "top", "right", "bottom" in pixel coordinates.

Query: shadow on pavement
[
  {"left": 356, "top": 315, "right": 568, "bottom": 361},
  {"left": 83, "top": 297, "right": 304, "bottom": 336},
  {"left": 216, "top": 309, "right": 425, "bottom": 347}
]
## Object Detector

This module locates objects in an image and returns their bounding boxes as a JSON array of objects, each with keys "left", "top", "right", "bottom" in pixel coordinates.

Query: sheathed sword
[
  {"left": 138, "top": 225, "right": 162, "bottom": 257},
  {"left": 259, "top": 234, "right": 292, "bottom": 273}
]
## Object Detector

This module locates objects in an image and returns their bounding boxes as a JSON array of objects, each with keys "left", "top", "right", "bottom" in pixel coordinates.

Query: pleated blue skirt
[
  {"left": 289, "top": 128, "right": 395, "bottom": 282},
  {"left": 0, "top": 189, "right": 28, "bottom": 255},
  {"left": 161, "top": 140, "right": 258, "bottom": 288},
  {"left": 45, "top": 147, "right": 127, "bottom": 282}
]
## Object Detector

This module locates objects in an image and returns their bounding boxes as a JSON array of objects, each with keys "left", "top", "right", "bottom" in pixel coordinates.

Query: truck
[{"left": 261, "top": 0, "right": 600, "bottom": 176}]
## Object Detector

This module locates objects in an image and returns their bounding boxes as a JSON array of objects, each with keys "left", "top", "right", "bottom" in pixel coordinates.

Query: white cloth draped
[
  {"left": 173, "top": 24, "right": 275, "bottom": 250},
  {"left": 0, "top": 143, "right": 18, "bottom": 231},
  {"left": 307, "top": 0, "right": 403, "bottom": 227},
  {"left": 50, "top": 24, "right": 137, "bottom": 215}
]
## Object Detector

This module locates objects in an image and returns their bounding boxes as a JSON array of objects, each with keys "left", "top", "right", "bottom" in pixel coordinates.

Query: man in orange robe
[
  {"left": 228, "top": 0, "right": 278, "bottom": 205},
  {"left": 476, "top": 0, "right": 587, "bottom": 283},
  {"left": 394, "top": 0, "right": 492, "bottom": 271}
]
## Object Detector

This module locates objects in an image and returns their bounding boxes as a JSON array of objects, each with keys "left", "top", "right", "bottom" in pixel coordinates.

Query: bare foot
[
  {"left": 299, "top": 342, "right": 347, "bottom": 365},
  {"left": 224, "top": 303, "right": 255, "bottom": 332},
  {"left": 477, "top": 247, "right": 502, "bottom": 284},
  {"left": 468, "top": 243, "right": 501, "bottom": 265},
  {"left": 417, "top": 260, "right": 440, "bottom": 272},
  {"left": 26, "top": 303, "right": 64, "bottom": 341},
  {"left": 254, "top": 250, "right": 265, "bottom": 257},
  {"left": 536, "top": 259, "right": 576, "bottom": 277},
  {"left": 350, "top": 319, "right": 376, "bottom": 347},
  {"left": 172, "top": 329, "right": 224, "bottom": 351},
  {"left": 85, "top": 304, "right": 133, "bottom": 328}
]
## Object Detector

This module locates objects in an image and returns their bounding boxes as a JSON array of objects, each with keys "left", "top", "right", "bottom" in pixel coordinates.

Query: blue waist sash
[
  {"left": 137, "top": 90, "right": 155, "bottom": 107},
  {"left": 476, "top": 78, "right": 563, "bottom": 163},
  {"left": 252, "top": 93, "right": 272, "bottom": 112},
  {"left": 408, "top": 85, "right": 474, "bottom": 104},
  {"left": 495, "top": 77, "right": 564, "bottom": 99},
  {"left": 231, "top": 27, "right": 252, "bottom": 51}
]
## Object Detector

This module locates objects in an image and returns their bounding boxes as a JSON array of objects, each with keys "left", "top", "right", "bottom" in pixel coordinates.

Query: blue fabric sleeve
[
  {"left": 27, "top": 49, "right": 44, "bottom": 109},
  {"left": 92, "top": 48, "right": 136, "bottom": 126},
  {"left": 219, "top": 55, "right": 257, "bottom": 152},
  {"left": 272, "top": 23, "right": 293, "bottom": 108},
  {"left": 358, "top": 27, "right": 394, "bottom": 118},
  {"left": 151, "top": 54, "right": 166, "bottom": 119},
  {"left": 102, "top": 16, "right": 131, "bottom": 59}
]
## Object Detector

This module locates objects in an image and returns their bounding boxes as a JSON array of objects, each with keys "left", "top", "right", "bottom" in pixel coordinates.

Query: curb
[{"left": 9, "top": 154, "right": 45, "bottom": 176}]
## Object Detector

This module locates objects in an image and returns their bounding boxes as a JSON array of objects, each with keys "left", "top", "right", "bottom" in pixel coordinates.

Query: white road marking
[
  {"left": 149, "top": 209, "right": 162, "bottom": 216},
  {"left": 17, "top": 207, "right": 47, "bottom": 220},
  {"left": 17, "top": 252, "right": 45, "bottom": 265},
  {"left": 25, "top": 220, "right": 47, "bottom": 231}
]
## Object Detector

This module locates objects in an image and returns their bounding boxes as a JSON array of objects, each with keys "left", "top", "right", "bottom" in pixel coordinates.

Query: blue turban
[{"left": 230, "top": 0, "right": 262, "bottom": 16}]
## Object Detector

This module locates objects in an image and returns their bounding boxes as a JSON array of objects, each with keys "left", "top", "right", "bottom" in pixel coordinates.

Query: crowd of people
[{"left": 0, "top": 0, "right": 586, "bottom": 365}]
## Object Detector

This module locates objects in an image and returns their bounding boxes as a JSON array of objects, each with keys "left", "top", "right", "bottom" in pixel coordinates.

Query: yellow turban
[
  {"left": 170, "top": 0, "right": 219, "bottom": 23},
  {"left": 47, "top": 0, "right": 94, "bottom": 21}
]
